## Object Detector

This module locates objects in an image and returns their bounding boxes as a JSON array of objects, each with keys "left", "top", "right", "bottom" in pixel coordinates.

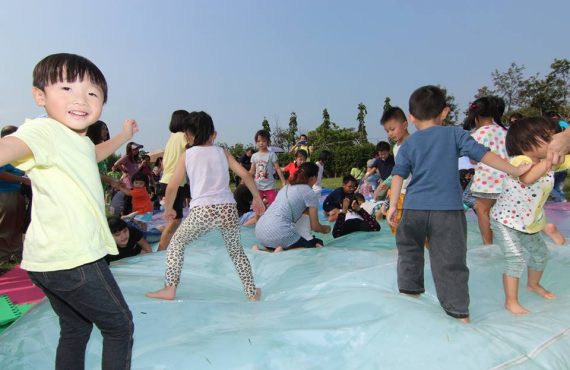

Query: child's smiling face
[{"left": 32, "top": 75, "right": 104, "bottom": 135}]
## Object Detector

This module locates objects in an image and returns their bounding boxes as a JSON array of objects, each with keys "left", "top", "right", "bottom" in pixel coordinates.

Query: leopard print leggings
[{"left": 164, "top": 203, "right": 257, "bottom": 298}]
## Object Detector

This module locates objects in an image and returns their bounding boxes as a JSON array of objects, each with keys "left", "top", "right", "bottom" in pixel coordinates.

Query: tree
[
  {"left": 492, "top": 62, "right": 525, "bottom": 112},
  {"left": 474, "top": 86, "right": 494, "bottom": 99},
  {"left": 356, "top": 103, "right": 368, "bottom": 143},
  {"left": 270, "top": 124, "right": 290, "bottom": 151},
  {"left": 436, "top": 85, "right": 460, "bottom": 126},
  {"left": 383, "top": 97, "right": 392, "bottom": 112},
  {"left": 548, "top": 58, "right": 570, "bottom": 106},
  {"left": 521, "top": 73, "right": 565, "bottom": 116},
  {"left": 288, "top": 112, "right": 298, "bottom": 149},
  {"left": 320, "top": 108, "right": 331, "bottom": 130},
  {"left": 262, "top": 117, "right": 270, "bottom": 133}
]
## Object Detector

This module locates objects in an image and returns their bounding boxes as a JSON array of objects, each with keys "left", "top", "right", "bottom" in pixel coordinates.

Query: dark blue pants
[
  {"left": 29, "top": 258, "right": 134, "bottom": 370},
  {"left": 396, "top": 210, "right": 470, "bottom": 318}
]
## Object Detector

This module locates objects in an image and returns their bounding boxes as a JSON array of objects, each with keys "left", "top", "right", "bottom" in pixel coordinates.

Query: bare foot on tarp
[{"left": 145, "top": 285, "right": 176, "bottom": 300}]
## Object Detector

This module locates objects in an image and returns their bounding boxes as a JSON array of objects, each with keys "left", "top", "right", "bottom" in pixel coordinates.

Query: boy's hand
[
  {"left": 122, "top": 119, "right": 139, "bottom": 139},
  {"left": 252, "top": 197, "right": 266, "bottom": 216},
  {"left": 163, "top": 208, "right": 177, "bottom": 222},
  {"left": 386, "top": 207, "right": 398, "bottom": 227}
]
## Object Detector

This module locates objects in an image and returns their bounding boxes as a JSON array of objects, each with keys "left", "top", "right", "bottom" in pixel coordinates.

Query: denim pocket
[{"left": 43, "top": 266, "right": 87, "bottom": 292}]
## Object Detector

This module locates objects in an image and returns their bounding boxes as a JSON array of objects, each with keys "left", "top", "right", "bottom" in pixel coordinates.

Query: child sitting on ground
[
  {"left": 323, "top": 175, "right": 358, "bottom": 222},
  {"left": 106, "top": 217, "right": 152, "bottom": 263},
  {"left": 491, "top": 117, "right": 567, "bottom": 315},
  {"left": 333, "top": 193, "right": 380, "bottom": 238},
  {"left": 282, "top": 149, "right": 308, "bottom": 180}
]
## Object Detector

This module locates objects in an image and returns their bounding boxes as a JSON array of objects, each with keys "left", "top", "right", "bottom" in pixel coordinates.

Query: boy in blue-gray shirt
[{"left": 387, "top": 85, "right": 530, "bottom": 322}]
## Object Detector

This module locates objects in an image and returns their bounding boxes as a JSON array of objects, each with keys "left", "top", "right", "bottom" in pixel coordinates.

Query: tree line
[{"left": 219, "top": 58, "right": 569, "bottom": 178}]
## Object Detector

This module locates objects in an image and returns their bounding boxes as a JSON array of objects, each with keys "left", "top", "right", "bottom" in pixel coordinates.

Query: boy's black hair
[
  {"left": 318, "top": 150, "right": 332, "bottom": 162},
  {"left": 131, "top": 172, "right": 149, "bottom": 187},
  {"left": 295, "top": 149, "right": 308, "bottom": 159},
  {"left": 409, "top": 85, "right": 447, "bottom": 121},
  {"left": 186, "top": 111, "right": 215, "bottom": 146},
  {"left": 107, "top": 216, "right": 128, "bottom": 234},
  {"left": 376, "top": 141, "right": 391, "bottom": 153},
  {"left": 380, "top": 107, "right": 407, "bottom": 125},
  {"left": 33, "top": 53, "right": 108, "bottom": 103},
  {"left": 299, "top": 134, "right": 308, "bottom": 140},
  {"left": 463, "top": 96, "right": 506, "bottom": 130},
  {"left": 255, "top": 129, "right": 271, "bottom": 143},
  {"left": 342, "top": 175, "right": 358, "bottom": 185},
  {"left": 1, "top": 125, "right": 18, "bottom": 138},
  {"left": 505, "top": 117, "right": 558, "bottom": 156},
  {"left": 546, "top": 112, "right": 561, "bottom": 120},
  {"left": 169, "top": 110, "right": 190, "bottom": 133}
]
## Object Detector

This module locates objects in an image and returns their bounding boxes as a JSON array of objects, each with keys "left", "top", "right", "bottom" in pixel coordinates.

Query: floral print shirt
[{"left": 471, "top": 123, "right": 508, "bottom": 194}]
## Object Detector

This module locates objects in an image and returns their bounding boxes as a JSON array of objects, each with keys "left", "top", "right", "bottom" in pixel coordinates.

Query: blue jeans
[{"left": 28, "top": 259, "right": 134, "bottom": 370}]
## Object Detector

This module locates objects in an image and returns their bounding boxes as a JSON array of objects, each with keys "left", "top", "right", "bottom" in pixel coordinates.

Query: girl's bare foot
[
  {"left": 458, "top": 317, "right": 470, "bottom": 324},
  {"left": 251, "top": 245, "right": 260, "bottom": 251},
  {"left": 505, "top": 301, "right": 530, "bottom": 315},
  {"left": 527, "top": 284, "right": 556, "bottom": 299},
  {"left": 543, "top": 223, "right": 565, "bottom": 245},
  {"left": 274, "top": 246, "right": 284, "bottom": 253},
  {"left": 145, "top": 285, "right": 176, "bottom": 300},
  {"left": 249, "top": 288, "right": 261, "bottom": 301}
]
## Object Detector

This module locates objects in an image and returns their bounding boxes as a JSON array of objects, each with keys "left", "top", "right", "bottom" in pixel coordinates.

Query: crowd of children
[{"left": 2, "top": 52, "right": 570, "bottom": 368}]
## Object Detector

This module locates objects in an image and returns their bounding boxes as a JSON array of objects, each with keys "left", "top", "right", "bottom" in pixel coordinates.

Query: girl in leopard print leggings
[{"left": 146, "top": 112, "right": 265, "bottom": 301}]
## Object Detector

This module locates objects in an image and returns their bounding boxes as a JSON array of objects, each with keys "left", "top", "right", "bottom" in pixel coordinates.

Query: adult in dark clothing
[
  {"left": 235, "top": 148, "right": 254, "bottom": 185},
  {"left": 332, "top": 194, "right": 380, "bottom": 238}
]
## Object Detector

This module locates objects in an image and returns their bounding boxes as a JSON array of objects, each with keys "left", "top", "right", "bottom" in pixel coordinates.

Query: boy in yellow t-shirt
[
  {"left": 376, "top": 107, "right": 410, "bottom": 234},
  {"left": 0, "top": 53, "right": 137, "bottom": 369}
]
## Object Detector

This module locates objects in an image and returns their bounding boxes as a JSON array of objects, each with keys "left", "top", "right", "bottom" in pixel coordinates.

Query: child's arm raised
[
  {"left": 226, "top": 151, "right": 265, "bottom": 215},
  {"left": 95, "top": 119, "right": 138, "bottom": 162},
  {"left": 0, "top": 137, "right": 32, "bottom": 167},
  {"left": 386, "top": 175, "right": 404, "bottom": 228},
  {"left": 480, "top": 152, "right": 532, "bottom": 178}
]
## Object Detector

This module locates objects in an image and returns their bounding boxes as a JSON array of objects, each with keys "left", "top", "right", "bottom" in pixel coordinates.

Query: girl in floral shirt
[
  {"left": 464, "top": 96, "right": 508, "bottom": 245},
  {"left": 491, "top": 117, "right": 568, "bottom": 315}
]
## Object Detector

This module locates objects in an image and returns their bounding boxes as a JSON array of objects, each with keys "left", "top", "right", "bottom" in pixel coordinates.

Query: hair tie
[{"left": 469, "top": 102, "right": 478, "bottom": 112}]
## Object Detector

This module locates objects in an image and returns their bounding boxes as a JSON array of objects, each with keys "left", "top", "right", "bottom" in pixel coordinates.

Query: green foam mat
[{"left": 0, "top": 295, "right": 20, "bottom": 326}]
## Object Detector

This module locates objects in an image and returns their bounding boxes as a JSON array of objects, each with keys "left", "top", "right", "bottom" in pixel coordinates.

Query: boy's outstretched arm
[
  {"left": 226, "top": 151, "right": 265, "bottom": 215},
  {"left": 95, "top": 119, "right": 138, "bottom": 162},
  {"left": 0, "top": 137, "right": 32, "bottom": 167},
  {"left": 386, "top": 175, "right": 403, "bottom": 228},
  {"left": 480, "top": 152, "right": 532, "bottom": 178}
]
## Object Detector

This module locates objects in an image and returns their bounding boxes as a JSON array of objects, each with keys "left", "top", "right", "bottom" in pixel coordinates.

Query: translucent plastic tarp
[{"left": 2, "top": 206, "right": 570, "bottom": 369}]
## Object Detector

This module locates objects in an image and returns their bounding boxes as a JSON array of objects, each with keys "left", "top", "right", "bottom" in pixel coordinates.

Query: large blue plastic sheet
[{"left": 2, "top": 206, "right": 570, "bottom": 369}]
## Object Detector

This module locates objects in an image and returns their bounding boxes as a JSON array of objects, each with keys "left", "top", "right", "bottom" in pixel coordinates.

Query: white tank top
[{"left": 185, "top": 146, "right": 236, "bottom": 209}]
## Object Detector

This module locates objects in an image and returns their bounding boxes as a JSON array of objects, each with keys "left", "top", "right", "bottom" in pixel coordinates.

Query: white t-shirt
[{"left": 185, "top": 146, "right": 235, "bottom": 209}]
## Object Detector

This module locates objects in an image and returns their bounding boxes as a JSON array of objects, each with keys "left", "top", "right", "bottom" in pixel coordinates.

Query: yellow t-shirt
[
  {"left": 491, "top": 155, "right": 570, "bottom": 233},
  {"left": 12, "top": 118, "right": 118, "bottom": 272},
  {"left": 160, "top": 132, "right": 187, "bottom": 185}
]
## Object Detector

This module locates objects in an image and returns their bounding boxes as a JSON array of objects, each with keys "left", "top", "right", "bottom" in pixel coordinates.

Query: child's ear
[
  {"left": 407, "top": 114, "right": 416, "bottom": 124},
  {"left": 440, "top": 107, "right": 450, "bottom": 120},
  {"left": 32, "top": 87, "right": 46, "bottom": 106},
  {"left": 212, "top": 131, "right": 218, "bottom": 141}
]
